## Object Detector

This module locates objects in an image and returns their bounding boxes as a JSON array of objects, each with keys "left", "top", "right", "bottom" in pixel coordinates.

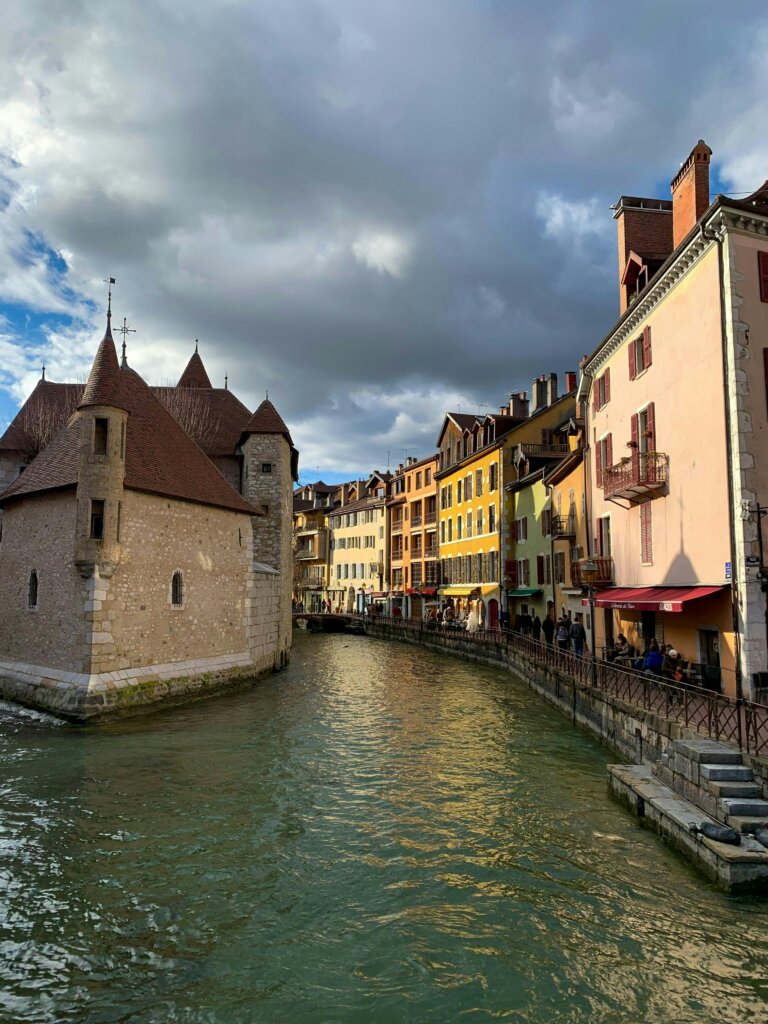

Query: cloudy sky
[{"left": 1, "top": 1, "right": 766, "bottom": 483}]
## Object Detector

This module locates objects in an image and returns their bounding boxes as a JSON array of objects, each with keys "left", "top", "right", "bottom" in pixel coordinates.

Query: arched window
[
  {"left": 28, "top": 570, "right": 38, "bottom": 609},
  {"left": 171, "top": 571, "right": 184, "bottom": 608}
]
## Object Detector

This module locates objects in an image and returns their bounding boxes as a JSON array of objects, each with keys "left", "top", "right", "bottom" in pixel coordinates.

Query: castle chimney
[
  {"left": 546, "top": 373, "right": 558, "bottom": 406},
  {"left": 509, "top": 392, "right": 529, "bottom": 420},
  {"left": 671, "top": 140, "right": 712, "bottom": 249},
  {"left": 565, "top": 370, "right": 578, "bottom": 393},
  {"left": 531, "top": 376, "right": 547, "bottom": 413}
]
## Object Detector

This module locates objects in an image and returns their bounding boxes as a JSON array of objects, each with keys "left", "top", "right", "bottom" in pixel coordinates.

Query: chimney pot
[{"left": 671, "top": 139, "right": 712, "bottom": 249}]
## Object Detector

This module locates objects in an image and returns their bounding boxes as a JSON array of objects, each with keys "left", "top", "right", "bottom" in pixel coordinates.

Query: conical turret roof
[
  {"left": 242, "top": 398, "right": 292, "bottom": 441},
  {"left": 78, "top": 316, "right": 128, "bottom": 411},
  {"left": 177, "top": 346, "right": 212, "bottom": 389}
]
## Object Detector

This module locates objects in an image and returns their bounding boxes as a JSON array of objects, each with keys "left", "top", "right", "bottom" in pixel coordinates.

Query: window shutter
[
  {"left": 545, "top": 555, "right": 551, "bottom": 584},
  {"left": 595, "top": 440, "right": 603, "bottom": 488},
  {"left": 643, "top": 326, "right": 652, "bottom": 369},
  {"left": 523, "top": 559, "right": 530, "bottom": 586},
  {"left": 512, "top": 519, "right": 518, "bottom": 542},
  {"left": 537, "top": 554, "right": 545, "bottom": 585},
  {"left": 629, "top": 340, "right": 636, "bottom": 380},
  {"left": 596, "top": 528, "right": 603, "bottom": 557},
  {"left": 593, "top": 385, "right": 599, "bottom": 414},
  {"left": 646, "top": 402, "right": 656, "bottom": 450},
  {"left": 630, "top": 414, "right": 639, "bottom": 477},
  {"left": 604, "top": 368, "right": 611, "bottom": 404},
  {"left": 641, "top": 502, "right": 653, "bottom": 564},
  {"left": 606, "top": 433, "right": 613, "bottom": 469},
  {"left": 759, "top": 251, "right": 768, "bottom": 303}
]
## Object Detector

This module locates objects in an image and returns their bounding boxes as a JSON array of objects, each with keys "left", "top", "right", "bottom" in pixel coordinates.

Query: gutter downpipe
[{"left": 700, "top": 220, "right": 744, "bottom": 706}]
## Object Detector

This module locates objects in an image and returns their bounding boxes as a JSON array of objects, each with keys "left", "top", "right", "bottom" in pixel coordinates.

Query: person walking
[
  {"left": 555, "top": 617, "right": 570, "bottom": 651},
  {"left": 569, "top": 618, "right": 586, "bottom": 657},
  {"left": 542, "top": 613, "right": 555, "bottom": 646},
  {"left": 532, "top": 615, "right": 542, "bottom": 642}
]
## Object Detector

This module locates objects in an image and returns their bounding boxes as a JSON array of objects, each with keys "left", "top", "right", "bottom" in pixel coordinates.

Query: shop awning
[
  {"left": 584, "top": 585, "right": 726, "bottom": 613},
  {"left": 439, "top": 584, "right": 499, "bottom": 597},
  {"left": 407, "top": 587, "right": 438, "bottom": 596},
  {"left": 507, "top": 587, "right": 542, "bottom": 598}
]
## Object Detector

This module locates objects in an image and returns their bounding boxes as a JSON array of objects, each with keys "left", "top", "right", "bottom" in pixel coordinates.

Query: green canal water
[{"left": 0, "top": 633, "right": 766, "bottom": 1024}]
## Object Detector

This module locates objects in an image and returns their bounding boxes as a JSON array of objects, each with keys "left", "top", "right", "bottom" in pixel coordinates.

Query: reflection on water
[{"left": 0, "top": 633, "right": 766, "bottom": 1023}]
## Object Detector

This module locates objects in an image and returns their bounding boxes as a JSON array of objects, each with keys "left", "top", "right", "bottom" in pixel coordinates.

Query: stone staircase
[
  {"left": 608, "top": 738, "right": 768, "bottom": 892},
  {"left": 655, "top": 738, "right": 768, "bottom": 835}
]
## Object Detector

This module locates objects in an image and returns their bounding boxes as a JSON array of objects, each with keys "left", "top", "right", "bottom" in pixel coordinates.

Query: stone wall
[
  {"left": 104, "top": 490, "right": 253, "bottom": 672},
  {"left": 242, "top": 433, "right": 292, "bottom": 663},
  {"left": 0, "top": 491, "right": 88, "bottom": 671}
]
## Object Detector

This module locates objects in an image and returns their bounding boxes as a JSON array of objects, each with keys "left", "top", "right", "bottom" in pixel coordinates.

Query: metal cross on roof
[{"left": 116, "top": 316, "right": 135, "bottom": 367}]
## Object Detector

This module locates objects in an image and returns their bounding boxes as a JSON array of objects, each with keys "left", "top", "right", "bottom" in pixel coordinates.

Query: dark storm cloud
[{"left": 1, "top": 0, "right": 767, "bottom": 472}]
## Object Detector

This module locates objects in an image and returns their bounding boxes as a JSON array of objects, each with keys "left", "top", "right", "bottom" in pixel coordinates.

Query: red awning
[
  {"left": 583, "top": 585, "right": 726, "bottom": 613},
  {"left": 406, "top": 587, "right": 437, "bottom": 596}
]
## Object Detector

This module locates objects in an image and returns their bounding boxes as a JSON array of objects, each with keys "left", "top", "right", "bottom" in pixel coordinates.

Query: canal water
[{"left": 0, "top": 633, "right": 766, "bottom": 1024}]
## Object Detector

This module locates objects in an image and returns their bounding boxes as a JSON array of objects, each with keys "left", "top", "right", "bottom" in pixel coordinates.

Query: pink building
[{"left": 580, "top": 141, "right": 768, "bottom": 700}]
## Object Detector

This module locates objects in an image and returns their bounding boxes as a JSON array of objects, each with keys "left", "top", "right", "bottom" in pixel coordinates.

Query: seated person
[
  {"left": 643, "top": 643, "right": 664, "bottom": 675},
  {"left": 613, "top": 634, "right": 634, "bottom": 663}
]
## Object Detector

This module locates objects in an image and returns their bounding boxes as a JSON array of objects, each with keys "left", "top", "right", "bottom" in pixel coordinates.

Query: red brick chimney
[
  {"left": 670, "top": 140, "right": 712, "bottom": 249},
  {"left": 565, "top": 371, "right": 577, "bottom": 393},
  {"left": 613, "top": 196, "right": 673, "bottom": 314}
]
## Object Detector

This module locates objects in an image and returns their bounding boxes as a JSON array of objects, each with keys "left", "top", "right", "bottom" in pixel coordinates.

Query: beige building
[
  {"left": 327, "top": 472, "right": 390, "bottom": 612},
  {"left": 0, "top": 309, "right": 297, "bottom": 719}
]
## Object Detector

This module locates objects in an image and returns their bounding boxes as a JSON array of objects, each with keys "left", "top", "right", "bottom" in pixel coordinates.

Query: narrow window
[
  {"left": 116, "top": 502, "right": 122, "bottom": 542},
  {"left": 261, "top": 463, "right": 272, "bottom": 474},
  {"left": 90, "top": 500, "right": 105, "bottom": 540},
  {"left": 120, "top": 422, "right": 126, "bottom": 460},
  {"left": 94, "top": 418, "right": 109, "bottom": 456},
  {"left": 28, "top": 570, "right": 38, "bottom": 609},
  {"left": 171, "top": 570, "right": 184, "bottom": 608}
]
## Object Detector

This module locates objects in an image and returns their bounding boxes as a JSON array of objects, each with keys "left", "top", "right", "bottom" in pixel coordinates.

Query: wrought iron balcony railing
[
  {"left": 570, "top": 556, "right": 614, "bottom": 587},
  {"left": 552, "top": 513, "right": 577, "bottom": 538},
  {"left": 602, "top": 452, "right": 668, "bottom": 502}
]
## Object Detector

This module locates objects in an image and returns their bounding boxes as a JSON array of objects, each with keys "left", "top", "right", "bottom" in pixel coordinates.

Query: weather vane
[
  {"left": 103, "top": 276, "right": 116, "bottom": 321},
  {"left": 116, "top": 316, "right": 135, "bottom": 367}
]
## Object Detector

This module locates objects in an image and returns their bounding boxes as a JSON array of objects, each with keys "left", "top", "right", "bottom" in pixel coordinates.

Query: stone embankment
[{"left": 363, "top": 618, "right": 768, "bottom": 892}]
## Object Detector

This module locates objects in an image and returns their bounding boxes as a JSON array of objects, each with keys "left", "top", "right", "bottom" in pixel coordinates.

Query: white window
[{"left": 515, "top": 517, "right": 527, "bottom": 542}]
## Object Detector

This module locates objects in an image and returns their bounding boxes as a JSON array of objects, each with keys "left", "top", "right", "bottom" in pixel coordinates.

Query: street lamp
[{"left": 581, "top": 559, "right": 599, "bottom": 688}]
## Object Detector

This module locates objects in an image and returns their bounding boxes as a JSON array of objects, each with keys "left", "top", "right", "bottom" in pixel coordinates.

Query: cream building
[{"left": 327, "top": 473, "right": 390, "bottom": 612}]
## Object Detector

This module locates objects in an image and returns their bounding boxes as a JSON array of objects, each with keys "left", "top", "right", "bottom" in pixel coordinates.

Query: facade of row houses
[
  {"left": 542, "top": 435, "right": 592, "bottom": 626},
  {"left": 326, "top": 473, "right": 390, "bottom": 613},
  {"left": 580, "top": 139, "right": 768, "bottom": 700},
  {"left": 386, "top": 455, "right": 439, "bottom": 619},
  {"left": 293, "top": 481, "right": 337, "bottom": 612},
  {"left": 0, "top": 314, "right": 298, "bottom": 720}
]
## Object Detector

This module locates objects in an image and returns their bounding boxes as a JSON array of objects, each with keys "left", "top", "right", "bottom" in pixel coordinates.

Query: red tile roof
[
  {"left": 78, "top": 325, "right": 128, "bottom": 411},
  {"left": 1, "top": 364, "right": 258, "bottom": 516},
  {"left": 177, "top": 349, "right": 213, "bottom": 389},
  {"left": 152, "top": 386, "right": 252, "bottom": 457},
  {"left": 0, "top": 381, "right": 82, "bottom": 455},
  {"left": 242, "top": 399, "right": 293, "bottom": 442}
]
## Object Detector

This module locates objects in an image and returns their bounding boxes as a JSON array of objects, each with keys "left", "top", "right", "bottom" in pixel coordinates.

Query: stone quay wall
[{"left": 363, "top": 620, "right": 768, "bottom": 779}]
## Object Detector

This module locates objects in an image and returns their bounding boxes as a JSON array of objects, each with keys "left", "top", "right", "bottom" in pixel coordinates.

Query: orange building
[{"left": 387, "top": 455, "right": 438, "bottom": 618}]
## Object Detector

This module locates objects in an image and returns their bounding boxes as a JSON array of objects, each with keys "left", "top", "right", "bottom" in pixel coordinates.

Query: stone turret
[
  {"left": 74, "top": 315, "right": 128, "bottom": 579},
  {"left": 240, "top": 397, "right": 298, "bottom": 666}
]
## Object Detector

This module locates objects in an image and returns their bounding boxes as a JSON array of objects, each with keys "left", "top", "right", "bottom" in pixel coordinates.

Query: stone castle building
[{"left": 0, "top": 309, "right": 297, "bottom": 720}]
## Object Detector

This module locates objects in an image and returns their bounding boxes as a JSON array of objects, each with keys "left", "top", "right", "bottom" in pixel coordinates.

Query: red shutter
[
  {"left": 537, "top": 554, "right": 545, "bottom": 585},
  {"left": 606, "top": 433, "right": 613, "bottom": 470},
  {"left": 595, "top": 440, "right": 603, "bottom": 488},
  {"left": 758, "top": 251, "right": 768, "bottom": 302},
  {"left": 596, "top": 527, "right": 603, "bottom": 557},
  {"left": 629, "top": 340, "right": 636, "bottom": 380},
  {"left": 643, "top": 326, "right": 652, "bottom": 369},
  {"left": 604, "top": 368, "right": 611, "bottom": 405},
  {"left": 593, "top": 385, "right": 598, "bottom": 414},
  {"left": 630, "top": 414, "right": 639, "bottom": 479},
  {"left": 512, "top": 519, "right": 518, "bottom": 542},
  {"left": 641, "top": 502, "right": 653, "bottom": 564},
  {"left": 645, "top": 403, "right": 657, "bottom": 482}
]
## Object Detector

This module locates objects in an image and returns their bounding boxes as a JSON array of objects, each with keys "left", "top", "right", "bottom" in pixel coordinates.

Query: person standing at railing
[
  {"left": 556, "top": 617, "right": 570, "bottom": 651},
  {"left": 532, "top": 615, "right": 542, "bottom": 642}
]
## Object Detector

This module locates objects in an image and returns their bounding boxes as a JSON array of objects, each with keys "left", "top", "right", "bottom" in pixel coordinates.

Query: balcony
[
  {"left": 425, "top": 510, "right": 437, "bottom": 525},
  {"left": 514, "top": 442, "right": 570, "bottom": 463},
  {"left": 424, "top": 545, "right": 438, "bottom": 559},
  {"left": 392, "top": 520, "right": 404, "bottom": 534},
  {"left": 552, "top": 513, "right": 577, "bottom": 538},
  {"left": 411, "top": 516, "right": 423, "bottom": 529},
  {"left": 296, "top": 526, "right": 327, "bottom": 539},
  {"left": 570, "top": 556, "right": 614, "bottom": 587},
  {"left": 603, "top": 452, "right": 668, "bottom": 502},
  {"left": 297, "top": 549, "right": 321, "bottom": 560}
]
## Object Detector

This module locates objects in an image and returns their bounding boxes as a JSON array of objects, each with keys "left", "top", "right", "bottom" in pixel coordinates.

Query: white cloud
[
  {"left": 351, "top": 232, "right": 410, "bottom": 276},
  {"left": 535, "top": 191, "right": 605, "bottom": 244}
]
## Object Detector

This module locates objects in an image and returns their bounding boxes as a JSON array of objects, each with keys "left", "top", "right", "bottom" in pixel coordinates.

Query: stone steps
[
  {"left": 701, "top": 764, "right": 754, "bottom": 782},
  {"left": 707, "top": 779, "right": 762, "bottom": 799},
  {"left": 720, "top": 797, "right": 768, "bottom": 818}
]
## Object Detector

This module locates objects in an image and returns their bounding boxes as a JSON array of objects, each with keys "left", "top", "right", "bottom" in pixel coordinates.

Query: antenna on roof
[
  {"left": 41, "top": 364, "right": 46, "bottom": 381},
  {"left": 116, "top": 317, "right": 135, "bottom": 368},
  {"left": 224, "top": 373, "right": 228, "bottom": 390}
]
